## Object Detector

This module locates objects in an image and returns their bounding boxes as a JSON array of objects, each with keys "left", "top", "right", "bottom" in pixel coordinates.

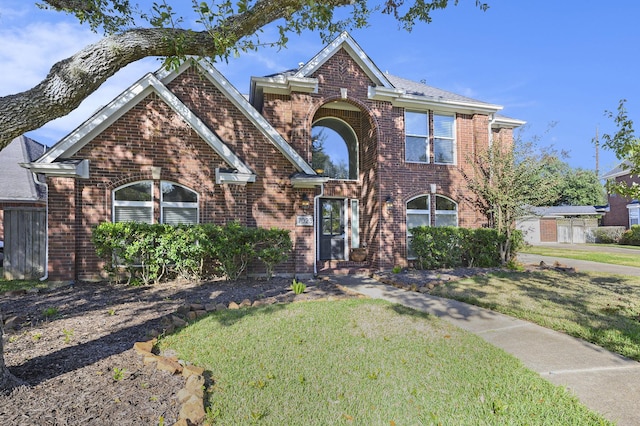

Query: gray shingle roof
[
  {"left": 385, "top": 74, "right": 497, "bottom": 107},
  {"left": 0, "top": 136, "right": 46, "bottom": 202}
]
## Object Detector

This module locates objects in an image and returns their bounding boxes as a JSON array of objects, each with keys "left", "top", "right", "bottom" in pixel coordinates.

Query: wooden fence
[{"left": 3, "top": 207, "right": 46, "bottom": 280}]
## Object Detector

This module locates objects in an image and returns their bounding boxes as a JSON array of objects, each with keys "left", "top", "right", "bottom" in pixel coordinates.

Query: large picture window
[
  {"left": 113, "top": 180, "right": 199, "bottom": 225},
  {"left": 312, "top": 118, "right": 358, "bottom": 180},
  {"left": 405, "top": 111, "right": 456, "bottom": 164}
]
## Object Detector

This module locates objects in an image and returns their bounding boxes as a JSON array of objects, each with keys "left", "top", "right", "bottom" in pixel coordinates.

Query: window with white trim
[
  {"left": 405, "top": 111, "right": 456, "bottom": 164},
  {"left": 435, "top": 195, "right": 458, "bottom": 226},
  {"left": 161, "top": 181, "right": 199, "bottom": 225},
  {"left": 113, "top": 180, "right": 199, "bottom": 225},
  {"left": 113, "top": 181, "right": 153, "bottom": 224},
  {"left": 433, "top": 114, "right": 456, "bottom": 164},
  {"left": 406, "top": 195, "right": 459, "bottom": 259},
  {"left": 406, "top": 195, "right": 430, "bottom": 259},
  {"left": 628, "top": 203, "right": 640, "bottom": 227},
  {"left": 405, "top": 112, "right": 429, "bottom": 163}
]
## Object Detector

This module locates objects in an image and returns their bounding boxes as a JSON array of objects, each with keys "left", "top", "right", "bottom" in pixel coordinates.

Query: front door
[{"left": 319, "top": 199, "right": 345, "bottom": 260}]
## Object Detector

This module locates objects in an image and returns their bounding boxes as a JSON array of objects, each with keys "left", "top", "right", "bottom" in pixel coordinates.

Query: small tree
[{"left": 462, "top": 136, "right": 559, "bottom": 263}]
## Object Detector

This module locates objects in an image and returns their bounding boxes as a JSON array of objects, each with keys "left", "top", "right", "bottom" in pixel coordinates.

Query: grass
[
  {"left": 431, "top": 269, "right": 640, "bottom": 361},
  {"left": 0, "top": 267, "right": 48, "bottom": 293},
  {"left": 159, "top": 299, "right": 609, "bottom": 425},
  {"left": 521, "top": 245, "right": 640, "bottom": 268}
]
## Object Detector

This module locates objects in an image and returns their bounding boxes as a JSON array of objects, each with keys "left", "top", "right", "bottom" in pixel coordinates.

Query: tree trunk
[{"left": 0, "top": 323, "right": 25, "bottom": 391}]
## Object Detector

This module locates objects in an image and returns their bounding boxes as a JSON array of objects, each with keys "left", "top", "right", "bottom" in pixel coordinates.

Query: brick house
[
  {"left": 22, "top": 32, "right": 523, "bottom": 282},
  {"left": 601, "top": 161, "right": 640, "bottom": 227}
]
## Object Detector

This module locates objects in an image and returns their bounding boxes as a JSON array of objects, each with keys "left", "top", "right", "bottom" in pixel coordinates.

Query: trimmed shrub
[
  {"left": 410, "top": 227, "right": 521, "bottom": 270},
  {"left": 92, "top": 221, "right": 292, "bottom": 283},
  {"left": 592, "top": 226, "right": 625, "bottom": 244},
  {"left": 620, "top": 225, "right": 640, "bottom": 246}
]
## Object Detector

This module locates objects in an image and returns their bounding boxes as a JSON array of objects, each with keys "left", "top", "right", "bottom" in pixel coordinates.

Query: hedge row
[
  {"left": 620, "top": 225, "right": 640, "bottom": 246},
  {"left": 410, "top": 226, "right": 522, "bottom": 270},
  {"left": 91, "top": 222, "right": 292, "bottom": 284}
]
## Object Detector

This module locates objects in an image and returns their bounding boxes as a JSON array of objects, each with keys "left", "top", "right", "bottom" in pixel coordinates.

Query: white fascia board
[
  {"left": 252, "top": 76, "right": 318, "bottom": 95},
  {"left": 291, "top": 175, "right": 331, "bottom": 188},
  {"left": 295, "top": 31, "right": 393, "bottom": 88},
  {"left": 20, "top": 159, "right": 90, "bottom": 178},
  {"left": 215, "top": 168, "right": 256, "bottom": 185},
  {"left": 370, "top": 86, "right": 503, "bottom": 115},
  {"left": 493, "top": 117, "right": 526, "bottom": 128},
  {"left": 195, "top": 60, "right": 316, "bottom": 175}
]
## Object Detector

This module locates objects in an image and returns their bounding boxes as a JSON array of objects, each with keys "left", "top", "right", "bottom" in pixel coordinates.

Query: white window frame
[
  {"left": 351, "top": 199, "right": 359, "bottom": 249},
  {"left": 628, "top": 203, "right": 640, "bottom": 227},
  {"left": 406, "top": 195, "right": 431, "bottom": 259},
  {"left": 405, "top": 111, "right": 430, "bottom": 164},
  {"left": 433, "top": 113, "right": 457, "bottom": 165},
  {"left": 311, "top": 117, "right": 359, "bottom": 181},
  {"left": 160, "top": 181, "right": 199, "bottom": 225},
  {"left": 112, "top": 181, "right": 153, "bottom": 224},
  {"left": 434, "top": 195, "right": 458, "bottom": 227}
]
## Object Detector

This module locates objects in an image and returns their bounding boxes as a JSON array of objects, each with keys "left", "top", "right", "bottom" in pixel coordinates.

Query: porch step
[{"left": 316, "top": 260, "right": 371, "bottom": 276}]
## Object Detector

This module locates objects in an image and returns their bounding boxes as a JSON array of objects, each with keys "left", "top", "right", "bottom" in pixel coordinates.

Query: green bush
[
  {"left": 92, "top": 221, "right": 292, "bottom": 283},
  {"left": 620, "top": 225, "right": 640, "bottom": 246},
  {"left": 593, "top": 226, "right": 625, "bottom": 244},
  {"left": 410, "top": 227, "right": 521, "bottom": 270}
]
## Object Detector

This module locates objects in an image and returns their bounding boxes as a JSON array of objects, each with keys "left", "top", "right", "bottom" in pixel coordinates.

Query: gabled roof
[
  {"left": 157, "top": 59, "right": 314, "bottom": 175},
  {"left": 601, "top": 160, "right": 632, "bottom": 180},
  {"left": 27, "top": 66, "right": 259, "bottom": 182},
  {"left": 0, "top": 136, "right": 46, "bottom": 202},
  {"left": 295, "top": 31, "right": 393, "bottom": 87},
  {"left": 252, "top": 31, "right": 521, "bottom": 120}
]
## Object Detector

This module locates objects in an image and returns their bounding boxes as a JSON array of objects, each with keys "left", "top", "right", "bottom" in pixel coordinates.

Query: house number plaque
[{"left": 296, "top": 215, "right": 314, "bottom": 226}]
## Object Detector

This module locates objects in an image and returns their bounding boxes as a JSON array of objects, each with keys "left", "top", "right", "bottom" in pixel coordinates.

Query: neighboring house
[
  {"left": 22, "top": 32, "right": 524, "bottom": 282},
  {"left": 601, "top": 161, "right": 640, "bottom": 227},
  {"left": 517, "top": 206, "right": 605, "bottom": 244},
  {"left": 0, "top": 135, "right": 46, "bottom": 270},
  {"left": 0, "top": 135, "right": 47, "bottom": 241}
]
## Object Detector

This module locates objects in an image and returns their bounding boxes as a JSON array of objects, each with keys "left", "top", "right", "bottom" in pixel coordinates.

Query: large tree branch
[{"left": 0, "top": 0, "right": 352, "bottom": 149}]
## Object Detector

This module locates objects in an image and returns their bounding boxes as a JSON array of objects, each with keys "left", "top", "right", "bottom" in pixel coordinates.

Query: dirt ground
[{"left": 0, "top": 276, "right": 356, "bottom": 425}]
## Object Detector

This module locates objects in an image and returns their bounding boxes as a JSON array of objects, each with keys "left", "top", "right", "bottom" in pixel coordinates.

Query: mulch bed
[{"left": 0, "top": 276, "right": 357, "bottom": 425}]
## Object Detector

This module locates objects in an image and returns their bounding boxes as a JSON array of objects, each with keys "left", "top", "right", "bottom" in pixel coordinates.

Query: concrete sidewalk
[
  {"left": 518, "top": 252, "right": 640, "bottom": 276},
  {"left": 333, "top": 274, "right": 640, "bottom": 425}
]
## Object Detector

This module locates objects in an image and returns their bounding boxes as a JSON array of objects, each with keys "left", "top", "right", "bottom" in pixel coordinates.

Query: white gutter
[{"left": 30, "top": 172, "right": 48, "bottom": 281}]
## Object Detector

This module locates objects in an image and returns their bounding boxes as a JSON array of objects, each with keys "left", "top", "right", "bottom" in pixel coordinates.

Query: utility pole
[{"left": 595, "top": 126, "right": 600, "bottom": 176}]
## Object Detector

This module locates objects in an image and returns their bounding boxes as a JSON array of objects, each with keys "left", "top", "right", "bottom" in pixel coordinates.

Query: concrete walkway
[
  {"left": 517, "top": 252, "right": 640, "bottom": 277},
  {"left": 333, "top": 274, "right": 640, "bottom": 425}
]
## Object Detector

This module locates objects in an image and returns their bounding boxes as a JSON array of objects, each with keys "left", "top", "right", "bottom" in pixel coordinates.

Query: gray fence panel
[{"left": 3, "top": 208, "right": 46, "bottom": 280}]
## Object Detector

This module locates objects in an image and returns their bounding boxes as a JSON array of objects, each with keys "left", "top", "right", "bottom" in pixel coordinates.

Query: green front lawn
[
  {"left": 159, "top": 299, "right": 609, "bottom": 425},
  {"left": 521, "top": 245, "right": 640, "bottom": 268},
  {"left": 431, "top": 269, "right": 640, "bottom": 361}
]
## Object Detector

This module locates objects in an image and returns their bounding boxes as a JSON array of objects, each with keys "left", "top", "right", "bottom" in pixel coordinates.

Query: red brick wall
[
  {"left": 261, "top": 48, "right": 499, "bottom": 270},
  {"left": 603, "top": 174, "right": 638, "bottom": 227}
]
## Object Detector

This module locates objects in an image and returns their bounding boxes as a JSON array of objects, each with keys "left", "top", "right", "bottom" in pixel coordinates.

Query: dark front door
[{"left": 319, "top": 199, "right": 345, "bottom": 260}]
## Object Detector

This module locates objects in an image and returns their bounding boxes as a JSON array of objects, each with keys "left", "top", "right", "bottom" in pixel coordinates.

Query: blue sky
[{"left": 1, "top": 0, "right": 638, "bottom": 173}]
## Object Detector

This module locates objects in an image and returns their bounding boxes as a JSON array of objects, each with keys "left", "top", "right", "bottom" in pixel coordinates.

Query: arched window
[
  {"left": 311, "top": 118, "right": 358, "bottom": 180},
  {"left": 435, "top": 195, "right": 458, "bottom": 227},
  {"left": 406, "top": 195, "right": 430, "bottom": 259},
  {"left": 405, "top": 194, "right": 459, "bottom": 258},
  {"left": 161, "top": 181, "right": 199, "bottom": 225},
  {"left": 113, "top": 181, "right": 199, "bottom": 225},
  {"left": 113, "top": 181, "right": 153, "bottom": 224}
]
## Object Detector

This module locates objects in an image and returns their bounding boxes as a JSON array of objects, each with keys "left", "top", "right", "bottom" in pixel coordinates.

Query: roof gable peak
[{"left": 295, "top": 31, "right": 393, "bottom": 88}]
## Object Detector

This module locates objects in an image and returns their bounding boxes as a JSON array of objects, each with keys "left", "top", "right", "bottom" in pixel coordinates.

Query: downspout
[
  {"left": 31, "top": 172, "right": 48, "bottom": 281},
  {"left": 313, "top": 183, "right": 325, "bottom": 276}
]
